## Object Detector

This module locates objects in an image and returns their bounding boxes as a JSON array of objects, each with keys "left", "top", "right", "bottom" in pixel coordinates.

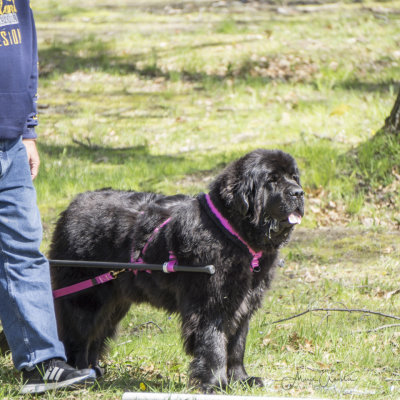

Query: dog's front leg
[
  {"left": 227, "top": 319, "right": 264, "bottom": 387},
  {"left": 188, "top": 322, "right": 228, "bottom": 393}
]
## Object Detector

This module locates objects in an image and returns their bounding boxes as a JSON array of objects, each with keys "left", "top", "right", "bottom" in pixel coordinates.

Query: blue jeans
[{"left": 0, "top": 137, "right": 66, "bottom": 370}]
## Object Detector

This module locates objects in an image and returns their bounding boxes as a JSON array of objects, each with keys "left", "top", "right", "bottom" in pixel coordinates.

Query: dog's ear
[
  {"left": 230, "top": 174, "right": 257, "bottom": 217},
  {"left": 210, "top": 155, "right": 260, "bottom": 217},
  {"left": 233, "top": 190, "right": 250, "bottom": 216},
  {"left": 214, "top": 174, "right": 250, "bottom": 217},
  {"left": 235, "top": 169, "right": 266, "bottom": 225}
]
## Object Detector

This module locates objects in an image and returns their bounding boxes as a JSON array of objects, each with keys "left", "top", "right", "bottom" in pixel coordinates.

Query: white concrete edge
[{"left": 122, "top": 393, "right": 338, "bottom": 400}]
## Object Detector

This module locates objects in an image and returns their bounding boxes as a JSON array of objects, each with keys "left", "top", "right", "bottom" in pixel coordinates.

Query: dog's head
[{"left": 209, "top": 149, "right": 304, "bottom": 248}]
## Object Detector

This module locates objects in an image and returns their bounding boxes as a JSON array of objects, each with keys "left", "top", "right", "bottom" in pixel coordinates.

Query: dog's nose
[{"left": 289, "top": 188, "right": 304, "bottom": 198}]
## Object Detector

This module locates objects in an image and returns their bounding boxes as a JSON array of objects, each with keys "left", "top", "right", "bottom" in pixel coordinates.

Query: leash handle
[
  {"left": 53, "top": 271, "right": 115, "bottom": 299},
  {"left": 171, "top": 264, "right": 215, "bottom": 274}
]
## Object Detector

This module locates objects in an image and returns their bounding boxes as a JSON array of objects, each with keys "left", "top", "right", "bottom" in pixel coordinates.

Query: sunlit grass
[{"left": 1, "top": 0, "right": 399, "bottom": 398}]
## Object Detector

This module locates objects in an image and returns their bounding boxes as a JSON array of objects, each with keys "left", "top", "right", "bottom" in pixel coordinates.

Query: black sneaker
[{"left": 21, "top": 358, "right": 96, "bottom": 394}]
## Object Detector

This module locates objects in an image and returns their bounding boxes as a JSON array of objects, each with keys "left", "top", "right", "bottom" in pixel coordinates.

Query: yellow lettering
[
  {"left": 1, "top": 31, "right": 9, "bottom": 46},
  {"left": 17, "top": 28, "right": 21, "bottom": 43},
  {"left": 11, "top": 29, "right": 18, "bottom": 44},
  {"left": 0, "top": 1, "right": 17, "bottom": 15}
]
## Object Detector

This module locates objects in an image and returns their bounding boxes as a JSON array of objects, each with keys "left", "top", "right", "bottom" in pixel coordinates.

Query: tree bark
[{"left": 384, "top": 87, "right": 400, "bottom": 133}]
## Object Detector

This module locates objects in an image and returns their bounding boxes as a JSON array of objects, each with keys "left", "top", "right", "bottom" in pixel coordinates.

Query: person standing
[{"left": 0, "top": 0, "right": 96, "bottom": 394}]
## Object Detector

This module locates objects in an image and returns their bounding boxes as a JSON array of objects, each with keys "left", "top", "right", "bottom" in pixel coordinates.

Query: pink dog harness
[
  {"left": 204, "top": 194, "right": 262, "bottom": 272},
  {"left": 53, "top": 193, "right": 261, "bottom": 299},
  {"left": 130, "top": 217, "right": 177, "bottom": 274},
  {"left": 53, "top": 218, "right": 177, "bottom": 299}
]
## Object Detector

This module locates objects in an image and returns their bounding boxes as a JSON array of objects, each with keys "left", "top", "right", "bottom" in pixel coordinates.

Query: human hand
[{"left": 22, "top": 139, "right": 40, "bottom": 180}]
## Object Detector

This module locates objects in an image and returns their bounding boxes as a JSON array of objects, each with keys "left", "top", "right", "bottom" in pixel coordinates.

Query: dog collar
[{"left": 203, "top": 194, "right": 262, "bottom": 272}]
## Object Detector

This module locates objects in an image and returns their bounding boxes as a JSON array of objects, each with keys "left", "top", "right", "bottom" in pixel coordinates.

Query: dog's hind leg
[
  {"left": 64, "top": 337, "right": 90, "bottom": 370},
  {"left": 54, "top": 299, "right": 91, "bottom": 368},
  {"left": 87, "top": 337, "right": 106, "bottom": 377},
  {"left": 227, "top": 319, "right": 263, "bottom": 387},
  {"left": 55, "top": 294, "right": 113, "bottom": 370},
  {"left": 87, "top": 300, "right": 131, "bottom": 378}
]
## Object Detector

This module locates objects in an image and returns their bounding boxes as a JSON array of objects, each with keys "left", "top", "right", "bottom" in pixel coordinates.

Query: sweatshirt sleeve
[{"left": 22, "top": 4, "right": 38, "bottom": 140}]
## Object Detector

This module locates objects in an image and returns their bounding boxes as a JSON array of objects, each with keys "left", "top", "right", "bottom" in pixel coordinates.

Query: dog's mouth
[
  {"left": 288, "top": 211, "right": 302, "bottom": 225},
  {"left": 265, "top": 211, "right": 302, "bottom": 239}
]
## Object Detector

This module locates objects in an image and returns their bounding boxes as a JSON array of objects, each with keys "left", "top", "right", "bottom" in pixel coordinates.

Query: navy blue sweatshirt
[{"left": 0, "top": 0, "right": 38, "bottom": 139}]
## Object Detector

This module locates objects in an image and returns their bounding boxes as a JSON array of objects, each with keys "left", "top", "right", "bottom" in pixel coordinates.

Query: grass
[{"left": 1, "top": 0, "right": 400, "bottom": 398}]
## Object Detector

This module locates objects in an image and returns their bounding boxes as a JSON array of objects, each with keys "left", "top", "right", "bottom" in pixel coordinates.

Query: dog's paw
[
  {"left": 193, "top": 377, "right": 227, "bottom": 394},
  {"left": 190, "top": 369, "right": 228, "bottom": 394},
  {"left": 200, "top": 384, "right": 217, "bottom": 394},
  {"left": 199, "top": 382, "right": 226, "bottom": 394},
  {"left": 242, "top": 376, "right": 264, "bottom": 387},
  {"left": 93, "top": 364, "right": 105, "bottom": 378}
]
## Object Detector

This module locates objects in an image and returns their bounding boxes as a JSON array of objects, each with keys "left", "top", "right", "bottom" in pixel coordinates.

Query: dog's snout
[{"left": 289, "top": 188, "right": 304, "bottom": 198}]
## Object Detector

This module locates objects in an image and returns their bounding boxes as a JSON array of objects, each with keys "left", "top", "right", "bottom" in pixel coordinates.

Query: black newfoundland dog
[{"left": 50, "top": 149, "right": 304, "bottom": 391}]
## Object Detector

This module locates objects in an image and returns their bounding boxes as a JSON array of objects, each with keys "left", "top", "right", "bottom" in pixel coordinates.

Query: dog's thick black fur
[{"left": 50, "top": 149, "right": 304, "bottom": 391}]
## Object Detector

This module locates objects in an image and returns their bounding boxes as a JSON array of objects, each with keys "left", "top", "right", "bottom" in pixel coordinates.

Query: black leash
[
  {"left": 49, "top": 259, "right": 215, "bottom": 274},
  {"left": 51, "top": 259, "right": 215, "bottom": 299}
]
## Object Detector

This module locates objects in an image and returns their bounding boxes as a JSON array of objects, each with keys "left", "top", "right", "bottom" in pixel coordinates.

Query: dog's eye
[
  {"left": 292, "top": 175, "right": 299, "bottom": 182},
  {"left": 268, "top": 175, "right": 279, "bottom": 184}
]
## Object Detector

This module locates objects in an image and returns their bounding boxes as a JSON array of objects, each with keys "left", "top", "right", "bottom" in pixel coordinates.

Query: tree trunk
[{"left": 384, "top": 87, "right": 400, "bottom": 133}]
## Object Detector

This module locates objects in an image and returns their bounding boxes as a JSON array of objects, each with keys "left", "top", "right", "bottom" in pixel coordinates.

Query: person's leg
[{"left": 0, "top": 137, "right": 65, "bottom": 370}]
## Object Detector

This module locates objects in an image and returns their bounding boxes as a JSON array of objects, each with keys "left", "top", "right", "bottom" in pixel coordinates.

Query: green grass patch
[{"left": 1, "top": 0, "right": 400, "bottom": 397}]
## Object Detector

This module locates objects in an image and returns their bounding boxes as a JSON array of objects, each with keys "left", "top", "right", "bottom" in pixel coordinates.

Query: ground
[{"left": 0, "top": 0, "right": 400, "bottom": 398}]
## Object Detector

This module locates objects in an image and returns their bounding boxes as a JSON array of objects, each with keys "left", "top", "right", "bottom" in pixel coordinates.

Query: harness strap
[
  {"left": 142, "top": 217, "right": 171, "bottom": 255},
  {"left": 204, "top": 194, "right": 262, "bottom": 272},
  {"left": 53, "top": 271, "right": 116, "bottom": 299},
  {"left": 53, "top": 217, "right": 178, "bottom": 299},
  {"left": 131, "top": 217, "right": 176, "bottom": 275}
]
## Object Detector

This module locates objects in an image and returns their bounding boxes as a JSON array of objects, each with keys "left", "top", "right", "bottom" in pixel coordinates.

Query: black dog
[{"left": 50, "top": 149, "right": 304, "bottom": 391}]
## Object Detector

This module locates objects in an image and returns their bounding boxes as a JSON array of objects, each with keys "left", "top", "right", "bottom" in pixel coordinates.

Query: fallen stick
[
  {"left": 357, "top": 323, "right": 400, "bottom": 333},
  {"left": 270, "top": 308, "right": 400, "bottom": 325}
]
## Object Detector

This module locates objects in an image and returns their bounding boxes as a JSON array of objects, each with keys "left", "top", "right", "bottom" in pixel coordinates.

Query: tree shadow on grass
[
  {"left": 347, "top": 130, "right": 400, "bottom": 187},
  {"left": 38, "top": 35, "right": 259, "bottom": 81},
  {"left": 95, "top": 0, "right": 389, "bottom": 14},
  {"left": 335, "top": 79, "right": 398, "bottom": 93},
  {"left": 36, "top": 141, "right": 231, "bottom": 193},
  {"left": 38, "top": 141, "right": 184, "bottom": 165},
  {"left": 38, "top": 35, "right": 399, "bottom": 95},
  {"left": 39, "top": 142, "right": 137, "bottom": 163}
]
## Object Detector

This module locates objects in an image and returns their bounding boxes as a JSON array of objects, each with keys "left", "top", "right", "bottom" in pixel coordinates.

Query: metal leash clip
[{"left": 110, "top": 269, "right": 126, "bottom": 279}]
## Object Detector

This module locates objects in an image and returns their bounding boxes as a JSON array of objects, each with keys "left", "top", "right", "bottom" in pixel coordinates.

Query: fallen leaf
[
  {"left": 329, "top": 104, "right": 351, "bottom": 116},
  {"left": 304, "top": 270, "right": 318, "bottom": 283},
  {"left": 262, "top": 336, "right": 272, "bottom": 347},
  {"left": 300, "top": 339, "right": 315, "bottom": 353},
  {"left": 316, "top": 361, "right": 331, "bottom": 370}
]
